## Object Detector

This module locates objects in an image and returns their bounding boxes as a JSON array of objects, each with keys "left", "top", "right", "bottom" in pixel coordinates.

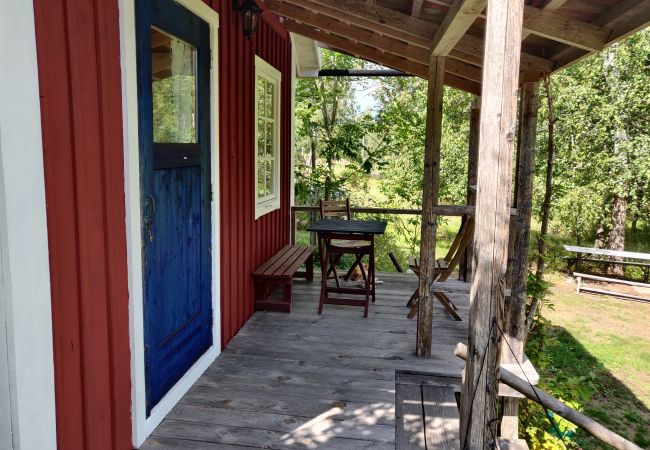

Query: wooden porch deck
[{"left": 141, "top": 272, "right": 469, "bottom": 449}]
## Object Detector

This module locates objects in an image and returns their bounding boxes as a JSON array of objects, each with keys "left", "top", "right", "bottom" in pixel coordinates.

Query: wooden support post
[
  {"left": 501, "top": 80, "right": 541, "bottom": 439},
  {"left": 459, "top": 97, "right": 480, "bottom": 282},
  {"left": 416, "top": 54, "right": 445, "bottom": 358},
  {"left": 459, "top": 0, "right": 525, "bottom": 447}
]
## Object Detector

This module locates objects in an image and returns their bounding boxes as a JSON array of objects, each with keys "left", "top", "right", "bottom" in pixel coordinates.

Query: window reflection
[{"left": 151, "top": 28, "right": 197, "bottom": 144}]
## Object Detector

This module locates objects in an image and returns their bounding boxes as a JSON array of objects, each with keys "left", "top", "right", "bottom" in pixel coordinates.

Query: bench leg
[
  {"left": 254, "top": 279, "right": 292, "bottom": 313},
  {"left": 283, "top": 282, "right": 292, "bottom": 313}
]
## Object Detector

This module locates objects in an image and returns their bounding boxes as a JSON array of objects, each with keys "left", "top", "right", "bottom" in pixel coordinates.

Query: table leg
[
  {"left": 306, "top": 253, "right": 314, "bottom": 282},
  {"left": 363, "top": 251, "right": 370, "bottom": 319},
  {"left": 370, "top": 235, "right": 376, "bottom": 304},
  {"left": 318, "top": 235, "right": 329, "bottom": 315}
]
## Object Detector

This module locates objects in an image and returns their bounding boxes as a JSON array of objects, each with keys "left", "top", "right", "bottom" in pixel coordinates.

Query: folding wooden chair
[
  {"left": 319, "top": 199, "right": 370, "bottom": 289},
  {"left": 406, "top": 216, "right": 475, "bottom": 321}
]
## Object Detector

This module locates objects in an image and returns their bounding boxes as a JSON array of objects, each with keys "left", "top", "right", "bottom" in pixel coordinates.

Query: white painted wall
[
  {"left": 0, "top": 255, "right": 12, "bottom": 450},
  {"left": 118, "top": 0, "right": 221, "bottom": 446},
  {"left": 0, "top": 2, "right": 57, "bottom": 450}
]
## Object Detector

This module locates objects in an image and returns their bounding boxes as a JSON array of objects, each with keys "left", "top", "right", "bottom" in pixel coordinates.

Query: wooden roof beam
[
  {"left": 521, "top": 6, "right": 611, "bottom": 52},
  {"left": 282, "top": 20, "right": 482, "bottom": 95},
  {"left": 476, "top": 5, "right": 610, "bottom": 51},
  {"left": 275, "top": 0, "right": 554, "bottom": 72},
  {"left": 431, "top": 0, "right": 487, "bottom": 56},
  {"left": 269, "top": 1, "right": 483, "bottom": 82},
  {"left": 551, "top": 0, "right": 650, "bottom": 70},
  {"left": 521, "top": 0, "right": 569, "bottom": 40}
]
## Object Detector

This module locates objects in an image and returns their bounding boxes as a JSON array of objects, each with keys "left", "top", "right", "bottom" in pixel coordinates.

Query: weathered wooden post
[
  {"left": 459, "top": 97, "right": 480, "bottom": 282},
  {"left": 417, "top": 0, "right": 486, "bottom": 358},
  {"left": 416, "top": 54, "right": 445, "bottom": 358},
  {"left": 459, "top": 0, "right": 525, "bottom": 447},
  {"left": 501, "top": 80, "right": 541, "bottom": 439}
]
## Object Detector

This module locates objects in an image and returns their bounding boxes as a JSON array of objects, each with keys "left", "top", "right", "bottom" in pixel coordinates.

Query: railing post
[
  {"left": 459, "top": 0, "right": 525, "bottom": 447},
  {"left": 416, "top": 54, "right": 445, "bottom": 358},
  {"left": 290, "top": 207, "right": 297, "bottom": 245}
]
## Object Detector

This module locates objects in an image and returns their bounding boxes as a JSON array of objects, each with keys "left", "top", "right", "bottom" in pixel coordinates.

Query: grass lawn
[{"left": 540, "top": 272, "right": 650, "bottom": 448}]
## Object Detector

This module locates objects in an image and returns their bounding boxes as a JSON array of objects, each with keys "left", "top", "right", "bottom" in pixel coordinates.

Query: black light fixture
[{"left": 233, "top": 0, "right": 263, "bottom": 39}]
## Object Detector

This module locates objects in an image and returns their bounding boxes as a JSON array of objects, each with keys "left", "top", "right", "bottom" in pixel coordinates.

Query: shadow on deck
[{"left": 141, "top": 272, "right": 469, "bottom": 449}]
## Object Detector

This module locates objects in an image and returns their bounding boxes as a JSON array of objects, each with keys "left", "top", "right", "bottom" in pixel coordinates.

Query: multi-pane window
[{"left": 254, "top": 56, "right": 281, "bottom": 219}]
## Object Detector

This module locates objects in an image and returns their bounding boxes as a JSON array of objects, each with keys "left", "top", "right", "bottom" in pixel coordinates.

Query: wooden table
[
  {"left": 564, "top": 245, "right": 650, "bottom": 281},
  {"left": 308, "top": 219, "right": 387, "bottom": 317}
]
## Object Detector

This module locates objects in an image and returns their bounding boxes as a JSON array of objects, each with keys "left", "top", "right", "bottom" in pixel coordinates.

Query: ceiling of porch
[{"left": 264, "top": 0, "right": 650, "bottom": 95}]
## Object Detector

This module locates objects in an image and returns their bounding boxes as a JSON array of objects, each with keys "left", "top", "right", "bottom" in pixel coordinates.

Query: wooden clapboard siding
[
  {"left": 34, "top": 0, "right": 293, "bottom": 448},
  {"left": 212, "top": 0, "right": 293, "bottom": 345},
  {"left": 33, "top": 0, "right": 131, "bottom": 449}
]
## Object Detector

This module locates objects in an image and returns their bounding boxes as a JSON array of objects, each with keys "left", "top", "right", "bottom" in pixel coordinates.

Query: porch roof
[{"left": 266, "top": 0, "right": 650, "bottom": 94}]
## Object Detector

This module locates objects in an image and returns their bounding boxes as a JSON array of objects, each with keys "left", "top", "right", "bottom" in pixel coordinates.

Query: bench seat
[{"left": 253, "top": 244, "right": 314, "bottom": 313}]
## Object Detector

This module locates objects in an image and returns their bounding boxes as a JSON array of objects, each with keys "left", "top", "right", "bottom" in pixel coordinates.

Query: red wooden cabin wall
[
  {"left": 33, "top": 1, "right": 132, "bottom": 449},
  {"left": 211, "top": 0, "right": 292, "bottom": 345},
  {"left": 33, "top": 0, "right": 291, "bottom": 448}
]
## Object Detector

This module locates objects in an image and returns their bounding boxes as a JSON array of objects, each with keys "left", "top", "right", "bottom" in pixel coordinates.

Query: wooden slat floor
[{"left": 141, "top": 272, "right": 469, "bottom": 450}]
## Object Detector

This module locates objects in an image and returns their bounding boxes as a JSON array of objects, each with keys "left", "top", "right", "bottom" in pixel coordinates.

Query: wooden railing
[
  {"left": 290, "top": 204, "right": 477, "bottom": 245},
  {"left": 455, "top": 343, "right": 643, "bottom": 450}
]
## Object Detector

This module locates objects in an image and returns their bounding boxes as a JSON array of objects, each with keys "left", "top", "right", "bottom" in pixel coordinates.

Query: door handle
[{"left": 144, "top": 193, "right": 156, "bottom": 242}]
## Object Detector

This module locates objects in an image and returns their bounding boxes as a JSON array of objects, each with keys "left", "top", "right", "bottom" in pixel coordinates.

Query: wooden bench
[
  {"left": 253, "top": 244, "right": 314, "bottom": 313},
  {"left": 574, "top": 272, "right": 650, "bottom": 303}
]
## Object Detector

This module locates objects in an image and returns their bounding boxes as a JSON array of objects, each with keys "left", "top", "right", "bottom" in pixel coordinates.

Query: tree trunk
[
  {"left": 608, "top": 195, "right": 627, "bottom": 276},
  {"left": 502, "top": 80, "right": 540, "bottom": 440},
  {"left": 310, "top": 137, "right": 318, "bottom": 245},
  {"left": 535, "top": 75, "right": 555, "bottom": 280}
]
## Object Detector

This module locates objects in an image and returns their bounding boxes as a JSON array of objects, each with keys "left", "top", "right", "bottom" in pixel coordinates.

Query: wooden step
[{"left": 396, "top": 376, "right": 460, "bottom": 449}]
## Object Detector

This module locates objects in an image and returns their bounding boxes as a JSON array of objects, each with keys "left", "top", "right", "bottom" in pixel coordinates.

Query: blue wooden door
[{"left": 136, "top": 0, "right": 212, "bottom": 414}]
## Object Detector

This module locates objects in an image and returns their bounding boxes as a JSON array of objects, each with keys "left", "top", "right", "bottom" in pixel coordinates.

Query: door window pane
[{"left": 151, "top": 28, "right": 197, "bottom": 144}]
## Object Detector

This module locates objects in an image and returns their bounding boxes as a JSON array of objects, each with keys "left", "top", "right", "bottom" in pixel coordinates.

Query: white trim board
[
  {"left": 289, "top": 38, "right": 297, "bottom": 211},
  {"left": 254, "top": 55, "right": 283, "bottom": 220},
  {"left": 118, "top": 0, "right": 221, "bottom": 446},
  {"left": 0, "top": 2, "right": 57, "bottom": 449}
]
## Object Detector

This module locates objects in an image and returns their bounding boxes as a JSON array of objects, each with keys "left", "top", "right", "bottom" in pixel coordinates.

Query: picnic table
[{"left": 564, "top": 245, "right": 650, "bottom": 282}]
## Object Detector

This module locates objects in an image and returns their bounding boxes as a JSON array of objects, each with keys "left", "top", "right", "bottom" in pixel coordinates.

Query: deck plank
[
  {"left": 141, "top": 272, "right": 469, "bottom": 449},
  {"left": 395, "top": 383, "right": 426, "bottom": 449},
  {"left": 422, "top": 385, "right": 460, "bottom": 449}
]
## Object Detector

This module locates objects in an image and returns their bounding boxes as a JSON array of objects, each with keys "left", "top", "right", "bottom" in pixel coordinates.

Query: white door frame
[
  {"left": 118, "top": 0, "right": 221, "bottom": 446},
  {"left": 0, "top": 2, "right": 57, "bottom": 449}
]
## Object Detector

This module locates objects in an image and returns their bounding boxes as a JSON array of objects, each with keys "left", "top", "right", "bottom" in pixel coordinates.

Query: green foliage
[
  {"left": 551, "top": 187, "right": 603, "bottom": 245},
  {"left": 294, "top": 50, "right": 388, "bottom": 203},
  {"left": 521, "top": 273, "right": 594, "bottom": 450},
  {"left": 536, "top": 30, "right": 650, "bottom": 245},
  {"left": 374, "top": 78, "right": 473, "bottom": 208}
]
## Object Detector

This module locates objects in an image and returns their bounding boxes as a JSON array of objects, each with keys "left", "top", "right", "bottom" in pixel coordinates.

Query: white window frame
[{"left": 254, "top": 55, "right": 282, "bottom": 219}]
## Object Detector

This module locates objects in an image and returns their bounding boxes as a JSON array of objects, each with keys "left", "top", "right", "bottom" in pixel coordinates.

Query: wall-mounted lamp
[{"left": 233, "top": 0, "right": 263, "bottom": 39}]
